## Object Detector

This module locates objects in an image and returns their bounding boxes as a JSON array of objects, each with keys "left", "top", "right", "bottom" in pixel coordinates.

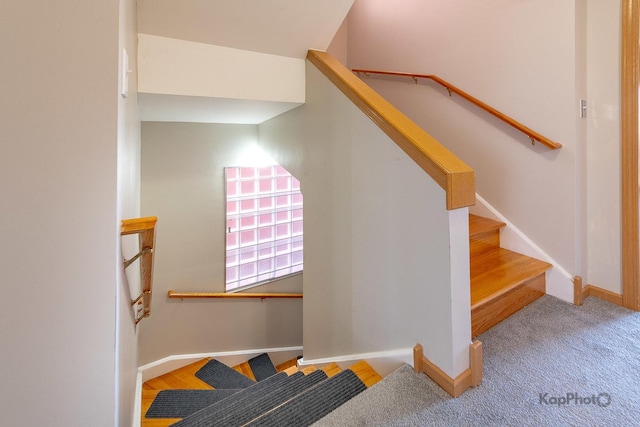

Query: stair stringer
[{"left": 470, "top": 194, "right": 574, "bottom": 303}]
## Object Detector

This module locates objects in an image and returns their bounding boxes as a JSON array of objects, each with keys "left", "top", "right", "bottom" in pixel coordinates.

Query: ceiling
[
  {"left": 137, "top": 0, "right": 353, "bottom": 59},
  {"left": 136, "top": 0, "right": 353, "bottom": 123}
]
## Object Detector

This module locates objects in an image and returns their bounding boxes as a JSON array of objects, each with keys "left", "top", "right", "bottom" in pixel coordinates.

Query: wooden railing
[
  {"left": 121, "top": 216, "right": 157, "bottom": 324},
  {"left": 307, "top": 50, "right": 475, "bottom": 210},
  {"left": 352, "top": 69, "right": 562, "bottom": 151},
  {"left": 168, "top": 290, "right": 302, "bottom": 299}
]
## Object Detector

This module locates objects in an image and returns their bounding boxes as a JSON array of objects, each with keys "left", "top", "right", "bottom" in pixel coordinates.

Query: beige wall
[
  {"left": 586, "top": 0, "right": 622, "bottom": 293},
  {"left": 259, "top": 61, "right": 471, "bottom": 378},
  {"left": 117, "top": 0, "right": 142, "bottom": 425},
  {"left": 0, "top": 1, "right": 120, "bottom": 425},
  {"left": 139, "top": 122, "right": 302, "bottom": 365},
  {"left": 346, "top": 0, "right": 626, "bottom": 295},
  {"left": 347, "top": 0, "right": 585, "bottom": 299}
]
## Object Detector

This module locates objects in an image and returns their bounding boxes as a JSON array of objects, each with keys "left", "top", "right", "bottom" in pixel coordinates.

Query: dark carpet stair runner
[
  {"left": 145, "top": 352, "right": 372, "bottom": 426},
  {"left": 173, "top": 370, "right": 329, "bottom": 427},
  {"left": 145, "top": 389, "right": 240, "bottom": 419},
  {"left": 246, "top": 369, "right": 367, "bottom": 427},
  {"left": 147, "top": 354, "right": 288, "bottom": 420},
  {"left": 248, "top": 352, "right": 278, "bottom": 381},
  {"left": 195, "top": 358, "right": 256, "bottom": 389}
]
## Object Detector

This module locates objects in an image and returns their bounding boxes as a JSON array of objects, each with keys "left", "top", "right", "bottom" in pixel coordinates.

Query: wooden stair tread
[
  {"left": 233, "top": 360, "right": 257, "bottom": 381},
  {"left": 348, "top": 360, "right": 382, "bottom": 388},
  {"left": 469, "top": 214, "right": 505, "bottom": 238},
  {"left": 320, "top": 362, "right": 342, "bottom": 378},
  {"left": 470, "top": 247, "right": 551, "bottom": 309},
  {"left": 143, "top": 358, "right": 213, "bottom": 391}
]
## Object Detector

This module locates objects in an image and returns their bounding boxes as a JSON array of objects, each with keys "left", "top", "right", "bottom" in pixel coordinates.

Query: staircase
[
  {"left": 469, "top": 214, "right": 552, "bottom": 337},
  {"left": 140, "top": 215, "right": 550, "bottom": 425},
  {"left": 141, "top": 354, "right": 382, "bottom": 426}
]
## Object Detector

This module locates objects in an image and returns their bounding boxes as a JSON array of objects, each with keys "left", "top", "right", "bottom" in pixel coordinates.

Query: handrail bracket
[
  {"left": 124, "top": 246, "right": 153, "bottom": 269},
  {"left": 121, "top": 216, "right": 157, "bottom": 325}
]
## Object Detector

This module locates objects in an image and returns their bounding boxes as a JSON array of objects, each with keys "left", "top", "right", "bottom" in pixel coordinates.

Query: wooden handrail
[
  {"left": 352, "top": 68, "right": 562, "bottom": 150},
  {"left": 168, "top": 290, "right": 302, "bottom": 299},
  {"left": 121, "top": 216, "right": 157, "bottom": 324},
  {"left": 307, "top": 50, "right": 475, "bottom": 210}
]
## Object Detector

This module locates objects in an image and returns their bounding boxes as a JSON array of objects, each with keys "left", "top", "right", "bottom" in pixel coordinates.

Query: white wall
[
  {"left": 139, "top": 122, "right": 303, "bottom": 365},
  {"left": 586, "top": 0, "right": 622, "bottom": 293},
  {"left": 138, "top": 34, "right": 305, "bottom": 103},
  {"left": 117, "top": 0, "right": 141, "bottom": 425},
  {"left": 347, "top": 0, "right": 584, "bottom": 299},
  {"left": 259, "top": 61, "right": 471, "bottom": 378},
  {"left": 0, "top": 1, "right": 120, "bottom": 426},
  {"left": 327, "top": 16, "right": 349, "bottom": 65}
]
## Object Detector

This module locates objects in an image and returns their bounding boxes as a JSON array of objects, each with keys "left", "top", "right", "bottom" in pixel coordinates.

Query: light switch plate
[{"left": 121, "top": 48, "right": 129, "bottom": 98}]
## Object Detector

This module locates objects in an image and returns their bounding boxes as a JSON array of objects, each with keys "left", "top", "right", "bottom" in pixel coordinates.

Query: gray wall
[
  {"left": 0, "top": 1, "right": 121, "bottom": 425},
  {"left": 259, "top": 60, "right": 471, "bottom": 377},
  {"left": 139, "top": 122, "right": 303, "bottom": 365}
]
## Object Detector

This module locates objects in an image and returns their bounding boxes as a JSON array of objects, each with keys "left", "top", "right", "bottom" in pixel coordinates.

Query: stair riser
[
  {"left": 470, "top": 230, "right": 501, "bottom": 258},
  {"left": 471, "top": 273, "right": 545, "bottom": 338}
]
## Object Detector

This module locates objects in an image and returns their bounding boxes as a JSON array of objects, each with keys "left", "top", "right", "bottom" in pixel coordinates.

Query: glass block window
[{"left": 225, "top": 165, "right": 303, "bottom": 290}]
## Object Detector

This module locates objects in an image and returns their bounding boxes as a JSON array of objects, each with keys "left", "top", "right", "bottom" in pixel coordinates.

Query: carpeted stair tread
[
  {"left": 170, "top": 371, "right": 308, "bottom": 426},
  {"left": 213, "top": 369, "right": 329, "bottom": 427},
  {"left": 195, "top": 358, "right": 256, "bottom": 389},
  {"left": 246, "top": 369, "right": 367, "bottom": 427},
  {"left": 248, "top": 353, "right": 278, "bottom": 381},
  {"left": 145, "top": 389, "right": 240, "bottom": 418}
]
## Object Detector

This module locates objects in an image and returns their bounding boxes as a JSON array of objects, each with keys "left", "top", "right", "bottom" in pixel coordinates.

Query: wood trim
[
  {"left": 469, "top": 341, "right": 483, "bottom": 387},
  {"left": 622, "top": 0, "right": 640, "bottom": 311},
  {"left": 168, "top": 290, "right": 303, "bottom": 299},
  {"left": 121, "top": 216, "right": 158, "bottom": 324},
  {"left": 307, "top": 50, "right": 475, "bottom": 210},
  {"left": 413, "top": 342, "right": 482, "bottom": 397},
  {"left": 352, "top": 69, "right": 562, "bottom": 150},
  {"left": 583, "top": 284, "right": 624, "bottom": 307},
  {"left": 121, "top": 216, "right": 157, "bottom": 235},
  {"left": 573, "top": 276, "right": 584, "bottom": 306},
  {"left": 413, "top": 344, "right": 423, "bottom": 373}
]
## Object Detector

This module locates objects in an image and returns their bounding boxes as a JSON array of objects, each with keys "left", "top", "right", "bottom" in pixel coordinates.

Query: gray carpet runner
[
  {"left": 145, "top": 389, "right": 240, "bottom": 418},
  {"left": 195, "top": 358, "right": 256, "bottom": 389},
  {"left": 246, "top": 369, "right": 367, "bottom": 426},
  {"left": 168, "top": 371, "right": 292, "bottom": 425},
  {"left": 248, "top": 353, "right": 278, "bottom": 381},
  {"left": 172, "top": 370, "right": 328, "bottom": 427}
]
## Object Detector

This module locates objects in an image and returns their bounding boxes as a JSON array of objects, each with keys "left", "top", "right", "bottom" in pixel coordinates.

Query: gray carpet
[
  {"left": 314, "top": 295, "right": 640, "bottom": 426},
  {"left": 248, "top": 369, "right": 368, "bottom": 426},
  {"left": 145, "top": 389, "right": 240, "bottom": 418},
  {"left": 195, "top": 359, "right": 255, "bottom": 389},
  {"left": 171, "top": 372, "right": 303, "bottom": 426},
  {"left": 248, "top": 353, "right": 278, "bottom": 382}
]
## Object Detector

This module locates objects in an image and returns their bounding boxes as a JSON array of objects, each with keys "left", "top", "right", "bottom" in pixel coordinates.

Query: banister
[
  {"left": 352, "top": 68, "right": 562, "bottom": 151},
  {"left": 307, "top": 50, "right": 475, "bottom": 210},
  {"left": 121, "top": 216, "right": 157, "bottom": 324},
  {"left": 168, "top": 290, "right": 302, "bottom": 299}
]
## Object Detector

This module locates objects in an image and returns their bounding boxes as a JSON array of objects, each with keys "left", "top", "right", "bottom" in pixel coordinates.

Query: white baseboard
[
  {"left": 298, "top": 347, "right": 413, "bottom": 377},
  {"left": 138, "top": 346, "right": 303, "bottom": 383},
  {"left": 471, "top": 194, "right": 574, "bottom": 303}
]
